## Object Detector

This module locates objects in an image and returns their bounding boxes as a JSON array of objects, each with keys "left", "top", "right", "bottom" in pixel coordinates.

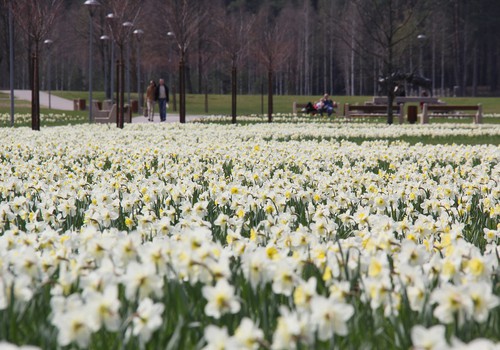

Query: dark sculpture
[{"left": 378, "top": 72, "right": 432, "bottom": 96}]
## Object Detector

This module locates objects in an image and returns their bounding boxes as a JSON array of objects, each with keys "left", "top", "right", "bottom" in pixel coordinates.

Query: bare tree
[
  {"left": 11, "top": 0, "right": 63, "bottom": 130},
  {"left": 340, "top": 0, "right": 430, "bottom": 124},
  {"left": 253, "top": 5, "right": 293, "bottom": 123},
  {"left": 213, "top": 1, "right": 253, "bottom": 124},
  {"left": 4, "top": 0, "right": 500, "bottom": 109},
  {"left": 193, "top": 19, "right": 216, "bottom": 114},
  {"left": 101, "top": 0, "right": 142, "bottom": 128},
  {"left": 163, "top": 0, "right": 207, "bottom": 123}
]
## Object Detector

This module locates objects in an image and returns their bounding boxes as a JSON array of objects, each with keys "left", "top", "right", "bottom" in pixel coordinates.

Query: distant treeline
[{"left": 0, "top": 0, "right": 499, "bottom": 97}]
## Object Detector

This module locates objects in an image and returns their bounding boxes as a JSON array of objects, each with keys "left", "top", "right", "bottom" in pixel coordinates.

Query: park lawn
[
  {"left": 50, "top": 92, "right": 500, "bottom": 115},
  {"left": 50, "top": 91, "right": 368, "bottom": 115},
  {"left": 0, "top": 97, "right": 31, "bottom": 108},
  {"left": 51, "top": 91, "right": 108, "bottom": 102},
  {"left": 440, "top": 96, "right": 500, "bottom": 114},
  {"left": 279, "top": 134, "right": 500, "bottom": 146},
  {"left": 2, "top": 92, "right": 500, "bottom": 131}
]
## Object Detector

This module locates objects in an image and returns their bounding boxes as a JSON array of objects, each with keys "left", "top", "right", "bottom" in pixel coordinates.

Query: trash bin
[
  {"left": 78, "top": 99, "right": 86, "bottom": 111},
  {"left": 131, "top": 100, "right": 138, "bottom": 113},
  {"left": 407, "top": 105, "right": 417, "bottom": 124}
]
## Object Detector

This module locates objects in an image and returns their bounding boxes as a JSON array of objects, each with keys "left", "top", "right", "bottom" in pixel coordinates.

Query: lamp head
[{"left": 84, "top": 0, "right": 100, "bottom": 16}]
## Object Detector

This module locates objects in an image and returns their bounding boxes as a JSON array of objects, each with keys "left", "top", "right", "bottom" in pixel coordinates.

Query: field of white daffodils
[{"left": 0, "top": 122, "right": 499, "bottom": 350}]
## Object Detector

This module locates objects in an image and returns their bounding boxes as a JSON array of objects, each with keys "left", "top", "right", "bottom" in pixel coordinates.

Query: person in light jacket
[{"left": 145, "top": 80, "right": 156, "bottom": 121}]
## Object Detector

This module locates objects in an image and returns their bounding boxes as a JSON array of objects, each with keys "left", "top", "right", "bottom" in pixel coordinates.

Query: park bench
[
  {"left": 343, "top": 103, "right": 404, "bottom": 123},
  {"left": 102, "top": 100, "right": 113, "bottom": 110},
  {"left": 92, "top": 100, "right": 112, "bottom": 121},
  {"left": 94, "top": 103, "right": 131, "bottom": 124},
  {"left": 421, "top": 103, "right": 483, "bottom": 124}
]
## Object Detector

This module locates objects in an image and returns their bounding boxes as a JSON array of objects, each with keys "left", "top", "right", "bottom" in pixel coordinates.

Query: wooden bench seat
[
  {"left": 371, "top": 96, "right": 445, "bottom": 105},
  {"left": 344, "top": 103, "right": 404, "bottom": 123},
  {"left": 421, "top": 104, "right": 482, "bottom": 124}
]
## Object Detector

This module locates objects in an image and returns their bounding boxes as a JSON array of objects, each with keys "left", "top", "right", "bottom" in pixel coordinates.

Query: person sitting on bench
[
  {"left": 318, "top": 94, "right": 336, "bottom": 116},
  {"left": 302, "top": 94, "right": 337, "bottom": 116}
]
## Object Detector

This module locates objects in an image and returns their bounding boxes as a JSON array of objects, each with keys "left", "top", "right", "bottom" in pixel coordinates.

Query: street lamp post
[
  {"left": 105, "top": 14, "right": 116, "bottom": 104},
  {"left": 417, "top": 34, "right": 426, "bottom": 96},
  {"left": 44, "top": 39, "right": 53, "bottom": 110},
  {"left": 84, "top": 0, "right": 100, "bottom": 123},
  {"left": 123, "top": 21, "right": 134, "bottom": 108},
  {"left": 100, "top": 35, "right": 110, "bottom": 101},
  {"left": 8, "top": 0, "right": 14, "bottom": 126},
  {"left": 417, "top": 34, "right": 426, "bottom": 76},
  {"left": 168, "top": 31, "right": 186, "bottom": 123},
  {"left": 133, "top": 29, "right": 144, "bottom": 114}
]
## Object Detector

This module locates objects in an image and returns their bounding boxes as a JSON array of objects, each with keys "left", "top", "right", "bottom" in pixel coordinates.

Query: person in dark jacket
[{"left": 155, "top": 79, "right": 169, "bottom": 122}]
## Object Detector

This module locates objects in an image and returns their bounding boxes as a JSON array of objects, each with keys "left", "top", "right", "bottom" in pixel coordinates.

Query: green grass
[
  {"left": 2, "top": 92, "right": 500, "bottom": 130},
  {"left": 52, "top": 91, "right": 108, "bottom": 102},
  {"left": 49, "top": 92, "right": 369, "bottom": 116},
  {"left": 0, "top": 98, "right": 31, "bottom": 108},
  {"left": 49, "top": 92, "right": 500, "bottom": 116},
  {"left": 272, "top": 134, "right": 500, "bottom": 146}
]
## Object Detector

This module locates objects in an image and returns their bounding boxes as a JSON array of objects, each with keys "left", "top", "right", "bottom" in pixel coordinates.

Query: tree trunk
[
  {"left": 472, "top": 43, "right": 478, "bottom": 96},
  {"left": 387, "top": 78, "right": 394, "bottom": 125},
  {"left": 204, "top": 91, "right": 208, "bottom": 113},
  {"left": 387, "top": 46, "right": 394, "bottom": 124},
  {"left": 31, "top": 52, "right": 40, "bottom": 131},
  {"left": 350, "top": 29, "right": 355, "bottom": 96},
  {"left": 116, "top": 58, "right": 120, "bottom": 128},
  {"left": 268, "top": 68, "right": 273, "bottom": 123},
  {"left": 119, "top": 58, "right": 125, "bottom": 128},
  {"left": 179, "top": 56, "right": 186, "bottom": 123},
  {"left": 231, "top": 64, "right": 237, "bottom": 124},
  {"left": 304, "top": 2, "right": 310, "bottom": 95}
]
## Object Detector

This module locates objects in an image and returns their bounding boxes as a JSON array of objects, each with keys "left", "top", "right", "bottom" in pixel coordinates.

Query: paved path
[
  {"left": 1, "top": 90, "right": 208, "bottom": 123},
  {"left": 0, "top": 90, "right": 74, "bottom": 110},
  {"left": 132, "top": 114, "right": 207, "bottom": 123}
]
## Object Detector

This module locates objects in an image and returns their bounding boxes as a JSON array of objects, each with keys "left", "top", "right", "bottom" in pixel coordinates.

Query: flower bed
[
  {"left": 0, "top": 123, "right": 499, "bottom": 349},
  {"left": 0, "top": 113, "right": 80, "bottom": 126}
]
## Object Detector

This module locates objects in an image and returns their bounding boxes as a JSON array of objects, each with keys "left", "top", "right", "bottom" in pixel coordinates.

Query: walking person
[
  {"left": 145, "top": 80, "right": 156, "bottom": 121},
  {"left": 155, "top": 78, "right": 169, "bottom": 122}
]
